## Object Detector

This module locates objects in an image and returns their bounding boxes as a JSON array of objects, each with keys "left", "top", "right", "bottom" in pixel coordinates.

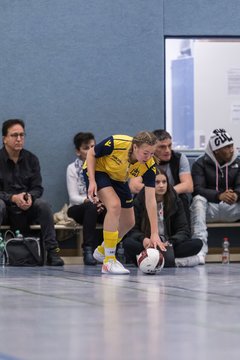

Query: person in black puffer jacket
[
  {"left": 123, "top": 168, "right": 202, "bottom": 267},
  {"left": 191, "top": 128, "right": 240, "bottom": 263}
]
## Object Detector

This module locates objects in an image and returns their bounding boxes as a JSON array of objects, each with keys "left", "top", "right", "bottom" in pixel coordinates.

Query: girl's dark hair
[
  {"left": 73, "top": 132, "right": 95, "bottom": 150},
  {"left": 140, "top": 167, "right": 175, "bottom": 236},
  {"left": 2, "top": 119, "right": 25, "bottom": 136},
  {"left": 155, "top": 167, "right": 173, "bottom": 216}
]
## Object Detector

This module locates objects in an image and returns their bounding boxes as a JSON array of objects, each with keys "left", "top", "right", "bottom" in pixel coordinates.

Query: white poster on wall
[
  {"left": 228, "top": 68, "right": 240, "bottom": 95},
  {"left": 231, "top": 103, "right": 240, "bottom": 122}
]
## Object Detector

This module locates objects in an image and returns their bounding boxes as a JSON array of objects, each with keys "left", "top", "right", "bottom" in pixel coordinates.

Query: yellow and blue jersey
[{"left": 93, "top": 135, "right": 156, "bottom": 187}]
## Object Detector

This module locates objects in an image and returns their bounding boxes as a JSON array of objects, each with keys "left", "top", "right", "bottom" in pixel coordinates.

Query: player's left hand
[{"left": 149, "top": 233, "right": 166, "bottom": 251}]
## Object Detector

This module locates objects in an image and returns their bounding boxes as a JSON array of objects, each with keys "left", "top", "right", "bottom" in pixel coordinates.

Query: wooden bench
[
  {"left": 1, "top": 222, "right": 239, "bottom": 264},
  {"left": 58, "top": 222, "right": 239, "bottom": 263},
  {"left": 207, "top": 222, "right": 240, "bottom": 228}
]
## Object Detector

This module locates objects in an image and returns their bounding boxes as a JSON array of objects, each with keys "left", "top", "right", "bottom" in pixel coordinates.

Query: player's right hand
[{"left": 88, "top": 181, "right": 99, "bottom": 203}]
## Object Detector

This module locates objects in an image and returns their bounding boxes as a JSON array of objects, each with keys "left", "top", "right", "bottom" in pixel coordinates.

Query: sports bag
[{"left": 4, "top": 236, "right": 43, "bottom": 266}]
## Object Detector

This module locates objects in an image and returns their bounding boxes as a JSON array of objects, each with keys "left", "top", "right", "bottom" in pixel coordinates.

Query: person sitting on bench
[
  {"left": 191, "top": 128, "right": 240, "bottom": 263},
  {"left": 0, "top": 119, "right": 64, "bottom": 266}
]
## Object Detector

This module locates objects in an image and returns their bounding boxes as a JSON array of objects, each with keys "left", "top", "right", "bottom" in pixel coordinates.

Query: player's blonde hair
[
  {"left": 128, "top": 131, "right": 157, "bottom": 162},
  {"left": 132, "top": 131, "right": 157, "bottom": 147}
]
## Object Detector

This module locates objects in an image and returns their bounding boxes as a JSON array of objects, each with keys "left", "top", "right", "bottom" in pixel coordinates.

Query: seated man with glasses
[{"left": 0, "top": 119, "right": 64, "bottom": 266}]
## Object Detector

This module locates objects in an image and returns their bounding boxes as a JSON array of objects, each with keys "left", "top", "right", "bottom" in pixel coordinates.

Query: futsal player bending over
[{"left": 84, "top": 132, "right": 166, "bottom": 274}]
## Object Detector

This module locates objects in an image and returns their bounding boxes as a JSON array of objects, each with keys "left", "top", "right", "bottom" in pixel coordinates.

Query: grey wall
[{"left": 0, "top": 0, "right": 239, "bottom": 211}]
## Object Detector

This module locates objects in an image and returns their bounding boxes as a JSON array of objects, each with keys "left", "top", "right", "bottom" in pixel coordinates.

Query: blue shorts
[{"left": 84, "top": 170, "right": 133, "bottom": 208}]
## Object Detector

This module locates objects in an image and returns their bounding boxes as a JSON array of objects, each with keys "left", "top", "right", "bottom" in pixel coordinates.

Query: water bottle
[
  {"left": 15, "top": 230, "right": 23, "bottom": 239},
  {"left": 0, "top": 232, "right": 5, "bottom": 267},
  {"left": 222, "top": 237, "right": 230, "bottom": 264}
]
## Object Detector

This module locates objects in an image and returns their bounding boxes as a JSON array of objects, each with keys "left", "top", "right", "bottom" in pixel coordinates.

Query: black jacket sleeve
[
  {"left": 0, "top": 150, "right": 43, "bottom": 204},
  {"left": 27, "top": 154, "right": 44, "bottom": 201},
  {"left": 191, "top": 157, "right": 220, "bottom": 203},
  {"left": 167, "top": 196, "right": 191, "bottom": 245}
]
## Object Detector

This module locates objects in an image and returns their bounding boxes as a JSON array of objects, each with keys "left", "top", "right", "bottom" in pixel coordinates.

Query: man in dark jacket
[
  {"left": 191, "top": 128, "right": 240, "bottom": 262},
  {"left": 0, "top": 119, "right": 64, "bottom": 266}
]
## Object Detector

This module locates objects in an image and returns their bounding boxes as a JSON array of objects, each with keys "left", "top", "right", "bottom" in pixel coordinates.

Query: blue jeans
[{"left": 190, "top": 195, "right": 240, "bottom": 255}]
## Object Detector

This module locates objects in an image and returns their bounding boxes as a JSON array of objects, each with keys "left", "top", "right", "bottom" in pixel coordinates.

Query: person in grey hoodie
[{"left": 191, "top": 128, "right": 240, "bottom": 262}]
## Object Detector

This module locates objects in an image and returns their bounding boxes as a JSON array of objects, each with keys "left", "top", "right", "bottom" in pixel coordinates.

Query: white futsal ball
[{"left": 137, "top": 248, "right": 165, "bottom": 274}]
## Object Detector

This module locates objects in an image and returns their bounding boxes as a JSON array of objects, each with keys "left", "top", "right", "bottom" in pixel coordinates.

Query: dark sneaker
[
  {"left": 83, "top": 247, "right": 97, "bottom": 266},
  {"left": 47, "top": 248, "right": 64, "bottom": 266}
]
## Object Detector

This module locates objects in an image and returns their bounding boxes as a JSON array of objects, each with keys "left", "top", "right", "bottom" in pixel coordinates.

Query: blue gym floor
[{"left": 0, "top": 263, "right": 239, "bottom": 360}]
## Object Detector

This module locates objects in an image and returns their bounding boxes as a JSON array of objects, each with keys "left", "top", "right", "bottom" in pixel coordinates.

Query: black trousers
[
  {"left": 123, "top": 236, "right": 203, "bottom": 267},
  {"left": 67, "top": 202, "right": 105, "bottom": 249},
  {"left": 0, "top": 198, "right": 58, "bottom": 250}
]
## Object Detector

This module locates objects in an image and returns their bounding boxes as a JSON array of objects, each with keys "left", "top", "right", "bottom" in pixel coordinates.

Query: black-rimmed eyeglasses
[{"left": 9, "top": 132, "right": 26, "bottom": 139}]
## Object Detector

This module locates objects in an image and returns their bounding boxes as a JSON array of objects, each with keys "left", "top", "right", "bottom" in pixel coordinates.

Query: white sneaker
[
  {"left": 198, "top": 254, "right": 206, "bottom": 265},
  {"left": 93, "top": 247, "right": 105, "bottom": 263},
  {"left": 102, "top": 259, "right": 130, "bottom": 274},
  {"left": 175, "top": 254, "right": 201, "bottom": 267}
]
